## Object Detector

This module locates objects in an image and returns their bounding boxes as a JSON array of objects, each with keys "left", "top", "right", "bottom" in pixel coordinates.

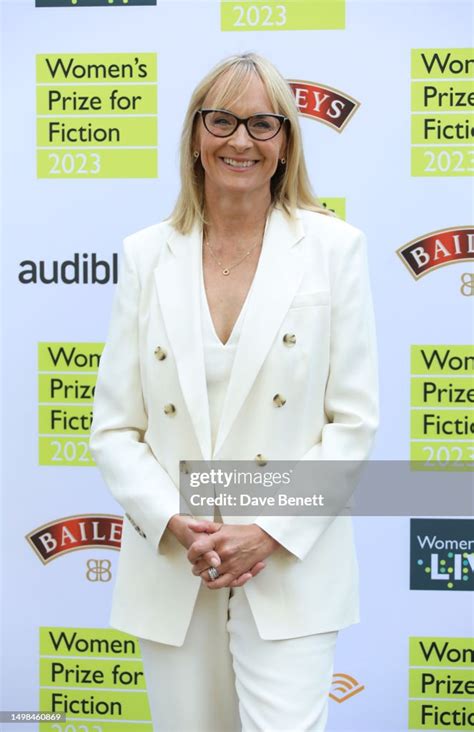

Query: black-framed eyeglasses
[{"left": 197, "top": 109, "right": 288, "bottom": 141}]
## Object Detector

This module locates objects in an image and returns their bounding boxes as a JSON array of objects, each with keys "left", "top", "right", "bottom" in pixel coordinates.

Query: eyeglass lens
[{"left": 204, "top": 111, "right": 281, "bottom": 139}]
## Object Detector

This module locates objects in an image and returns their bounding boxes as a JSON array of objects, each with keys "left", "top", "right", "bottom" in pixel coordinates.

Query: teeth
[{"left": 223, "top": 158, "right": 256, "bottom": 168}]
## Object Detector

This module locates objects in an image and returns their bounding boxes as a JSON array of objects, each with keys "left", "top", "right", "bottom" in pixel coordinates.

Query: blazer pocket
[{"left": 289, "top": 290, "right": 330, "bottom": 308}]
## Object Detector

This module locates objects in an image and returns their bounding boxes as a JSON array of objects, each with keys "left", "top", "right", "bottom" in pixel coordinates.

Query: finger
[
  {"left": 203, "top": 550, "right": 221, "bottom": 568},
  {"left": 191, "top": 553, "right": 221, "bottom": 575},
  {"left": 229, "top": 573, "right": 253, "bottom": 587},
  {"left": 187, "top": 536, "right": 216, "bottom": 563},
  {"left": 229, "top": 562, "right": 266, "bottom": 587},
  {"left": 188, "top": 521, "right": 222, "bottom": 534},
  {"left": 201, "top": 572, "right": 236, "bottom": 590},
  {"left": 249, "top": 561, "right": 266, "bottom": 576}
]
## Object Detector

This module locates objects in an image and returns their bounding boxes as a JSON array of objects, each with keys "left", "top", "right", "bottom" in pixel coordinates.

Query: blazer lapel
[
  {"left": 154, "top": 224, "right": 212, "bottom": 460},
  {"left": 213, "top": 208, "right": 306, "bottom": 456},
  {"left": 154, "top": 208, "right": 306, "bottom": 461}
]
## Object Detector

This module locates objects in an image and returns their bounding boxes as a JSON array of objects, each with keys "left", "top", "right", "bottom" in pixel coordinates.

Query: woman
[{"left": 89, "top": 52, "right": 378, "bottom": 732}]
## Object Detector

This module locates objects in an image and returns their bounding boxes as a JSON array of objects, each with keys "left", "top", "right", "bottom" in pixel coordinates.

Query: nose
[{"left": 228, "top": 121, "right": 253, "bottom": 148}]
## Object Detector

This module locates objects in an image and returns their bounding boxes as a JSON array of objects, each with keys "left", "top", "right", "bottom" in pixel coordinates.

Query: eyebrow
[{"left": 205, "top": 108, "right": 279, "bottom": 116}]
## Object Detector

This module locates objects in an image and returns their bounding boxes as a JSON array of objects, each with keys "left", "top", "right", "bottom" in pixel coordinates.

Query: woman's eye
[{"left": 251, "top": 118, "right": 273, "bottom": 130}]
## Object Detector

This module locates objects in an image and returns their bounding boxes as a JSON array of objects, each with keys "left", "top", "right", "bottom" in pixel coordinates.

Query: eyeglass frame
[{"left": 196, "top": 108, "right": 289, "bottom": 141}]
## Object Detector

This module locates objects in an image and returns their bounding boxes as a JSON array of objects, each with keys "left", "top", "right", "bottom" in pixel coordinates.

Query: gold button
[
  {"left": 255, "top": 454, "right": 267, "bottom": 466},
  {"left": 283, "top": 333, "right": 296, "bottom": 346},
  {"left": 154, "top": 346, "right": 167, "bottom": 361},
  {"left": 164, "top": 403, "right": 176, "bottom": 416},
  {"left": 273, "top": 393, "right": 286, "bottom": 407}
]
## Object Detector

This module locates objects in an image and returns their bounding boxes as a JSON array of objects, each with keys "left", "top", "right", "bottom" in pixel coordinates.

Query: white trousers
[{"left": 139, "top": 583, "right": 338, "bottom": 732}]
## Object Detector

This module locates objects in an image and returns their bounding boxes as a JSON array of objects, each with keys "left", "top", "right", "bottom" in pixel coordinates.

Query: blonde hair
[{"left": 168, "top": 52, "right": 334, "bottom": 234}]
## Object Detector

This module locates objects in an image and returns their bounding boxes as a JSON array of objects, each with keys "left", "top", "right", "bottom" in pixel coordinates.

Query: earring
[
  {"left": 193, "top": 150, "right": 200, "bottom": 160},
  {"left": 280, "top": 157, "right": 286, "bottom": 165}
]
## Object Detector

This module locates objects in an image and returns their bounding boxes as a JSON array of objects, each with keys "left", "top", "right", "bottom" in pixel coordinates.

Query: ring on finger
[{"left": 207, "top": 567, "right": 220, "bottom": 581}]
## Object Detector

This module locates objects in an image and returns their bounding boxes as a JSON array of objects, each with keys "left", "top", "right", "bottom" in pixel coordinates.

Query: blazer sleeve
[
  {"left": 253, "top": 229, "right": 379, "bottom": 561},
  {"left": 89, "top": 236, "right": 180, "bottom": 554}
]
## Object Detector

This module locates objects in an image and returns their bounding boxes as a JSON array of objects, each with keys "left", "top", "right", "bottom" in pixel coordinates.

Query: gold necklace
[{"left": 205, "top": 237, "right": 261, "bottom": 276}]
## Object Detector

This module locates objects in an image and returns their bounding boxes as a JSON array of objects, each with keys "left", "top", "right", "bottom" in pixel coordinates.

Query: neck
[{"left": 203, "top": 185, "right": 272, "bottom": 249}]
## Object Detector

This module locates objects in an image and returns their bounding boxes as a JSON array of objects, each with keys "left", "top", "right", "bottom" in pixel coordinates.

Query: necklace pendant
[{"left": 222, "top": 268, "right": 230, "bottom": 276}]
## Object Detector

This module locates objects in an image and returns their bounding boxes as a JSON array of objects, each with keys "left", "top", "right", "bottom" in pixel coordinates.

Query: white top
[{"left": 200, "top": 249, "right": 253, "bottom": 450}]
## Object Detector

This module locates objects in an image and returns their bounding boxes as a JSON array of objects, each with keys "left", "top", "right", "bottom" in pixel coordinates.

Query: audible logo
[
  {"left": 409, "top": 637, "right": 474, "bottom": 729},
  {"left": 19, "top": 253, "right": 118, "bottom": 285},
  {"left": 410, "top": 519, "right": 474, "bottom": 591},
  {"left": 329, "top": 674, "right": 364, "bottom": 703},
  {"left": 26, "top": 515, "right": 122, "bottom": 563}
]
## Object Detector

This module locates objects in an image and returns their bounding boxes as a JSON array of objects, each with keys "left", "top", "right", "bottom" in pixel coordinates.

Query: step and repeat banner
[{"left": 1, "top": 0, "right": 473, "bottom": 730}]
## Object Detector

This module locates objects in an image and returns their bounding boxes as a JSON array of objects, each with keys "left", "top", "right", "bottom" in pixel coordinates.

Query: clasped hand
[{"left": 168, "top": 515, "right": 279, "bottom": 589}]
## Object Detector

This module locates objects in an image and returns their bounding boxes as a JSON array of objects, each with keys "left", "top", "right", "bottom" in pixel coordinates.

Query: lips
[{"left": 221, "top": 157, "right": 258, "bottom": 169}]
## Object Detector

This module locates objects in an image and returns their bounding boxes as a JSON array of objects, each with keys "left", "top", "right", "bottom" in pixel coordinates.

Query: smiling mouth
[{"left": 221, "top": 157, "right": 258, "bottom": 169}]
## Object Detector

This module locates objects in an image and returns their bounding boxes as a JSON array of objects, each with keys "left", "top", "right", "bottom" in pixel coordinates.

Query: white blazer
[{"left": 89, "top": 206, "right": 379, "bottom": 646}]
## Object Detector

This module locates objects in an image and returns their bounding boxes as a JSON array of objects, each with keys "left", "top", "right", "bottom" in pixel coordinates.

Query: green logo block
[
  {"left": 221, "top": 0, "right": 345, "bottom": 31},
  {"left": 411, "top": 81, "right": 474, "bottom": 112},
  {"left": 409, "top": 700, "right": 474, "bottom": 730},
  {"left": 409, "top": 637, "right": 474, "bottom": 666},
  {"left": 410, "top": 377, "right": 474, "bottom": 407},
  {"left": 318, "top": 198, "right": 346, "bottom": 220},
  {"left": 410, "top": 346, "right": 474, "bottom": 471},
  {"left": 38, "top": 343, "right": 103, "bottom": 465},
  {"left": 39, "top": 627, "right": 153, "bottom": 730},
  {"left": 39, "top": 436, "right": 95, "bottom": 466},
  {"left": 36, "top": 53, "right": 158, "bottom": 178},
  {"left": 37, "top": 148, "right": 158, "bottom": 179},
  {"left": 410, "top": 409, "right": 473, "bottom": 439},
  {"left": 409, "top": 668, "right": 474, "bottom": 698},
  {"left": 410, "top": 49, "right": 473, "bottom": 177},
  {"left": 410, "top": 441, "right": 473, "bottom": 471},
  {"left": 36, "top": 54, "right": 157, "bottom": 84},
  {"left": 410, "top": 346, "right": 474, "bottom": 375},
  {"left": 40, "top": 722, "right": 153, "bottom": 732},
  {"left": 408, "top": 637, "right": 474, "bottom": 730},
  {"left": 411, "top": 49, "right": 474, "bottom": 79},
  {"left": 411, "top": 147, "right": 473, "bottom": 177}
]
